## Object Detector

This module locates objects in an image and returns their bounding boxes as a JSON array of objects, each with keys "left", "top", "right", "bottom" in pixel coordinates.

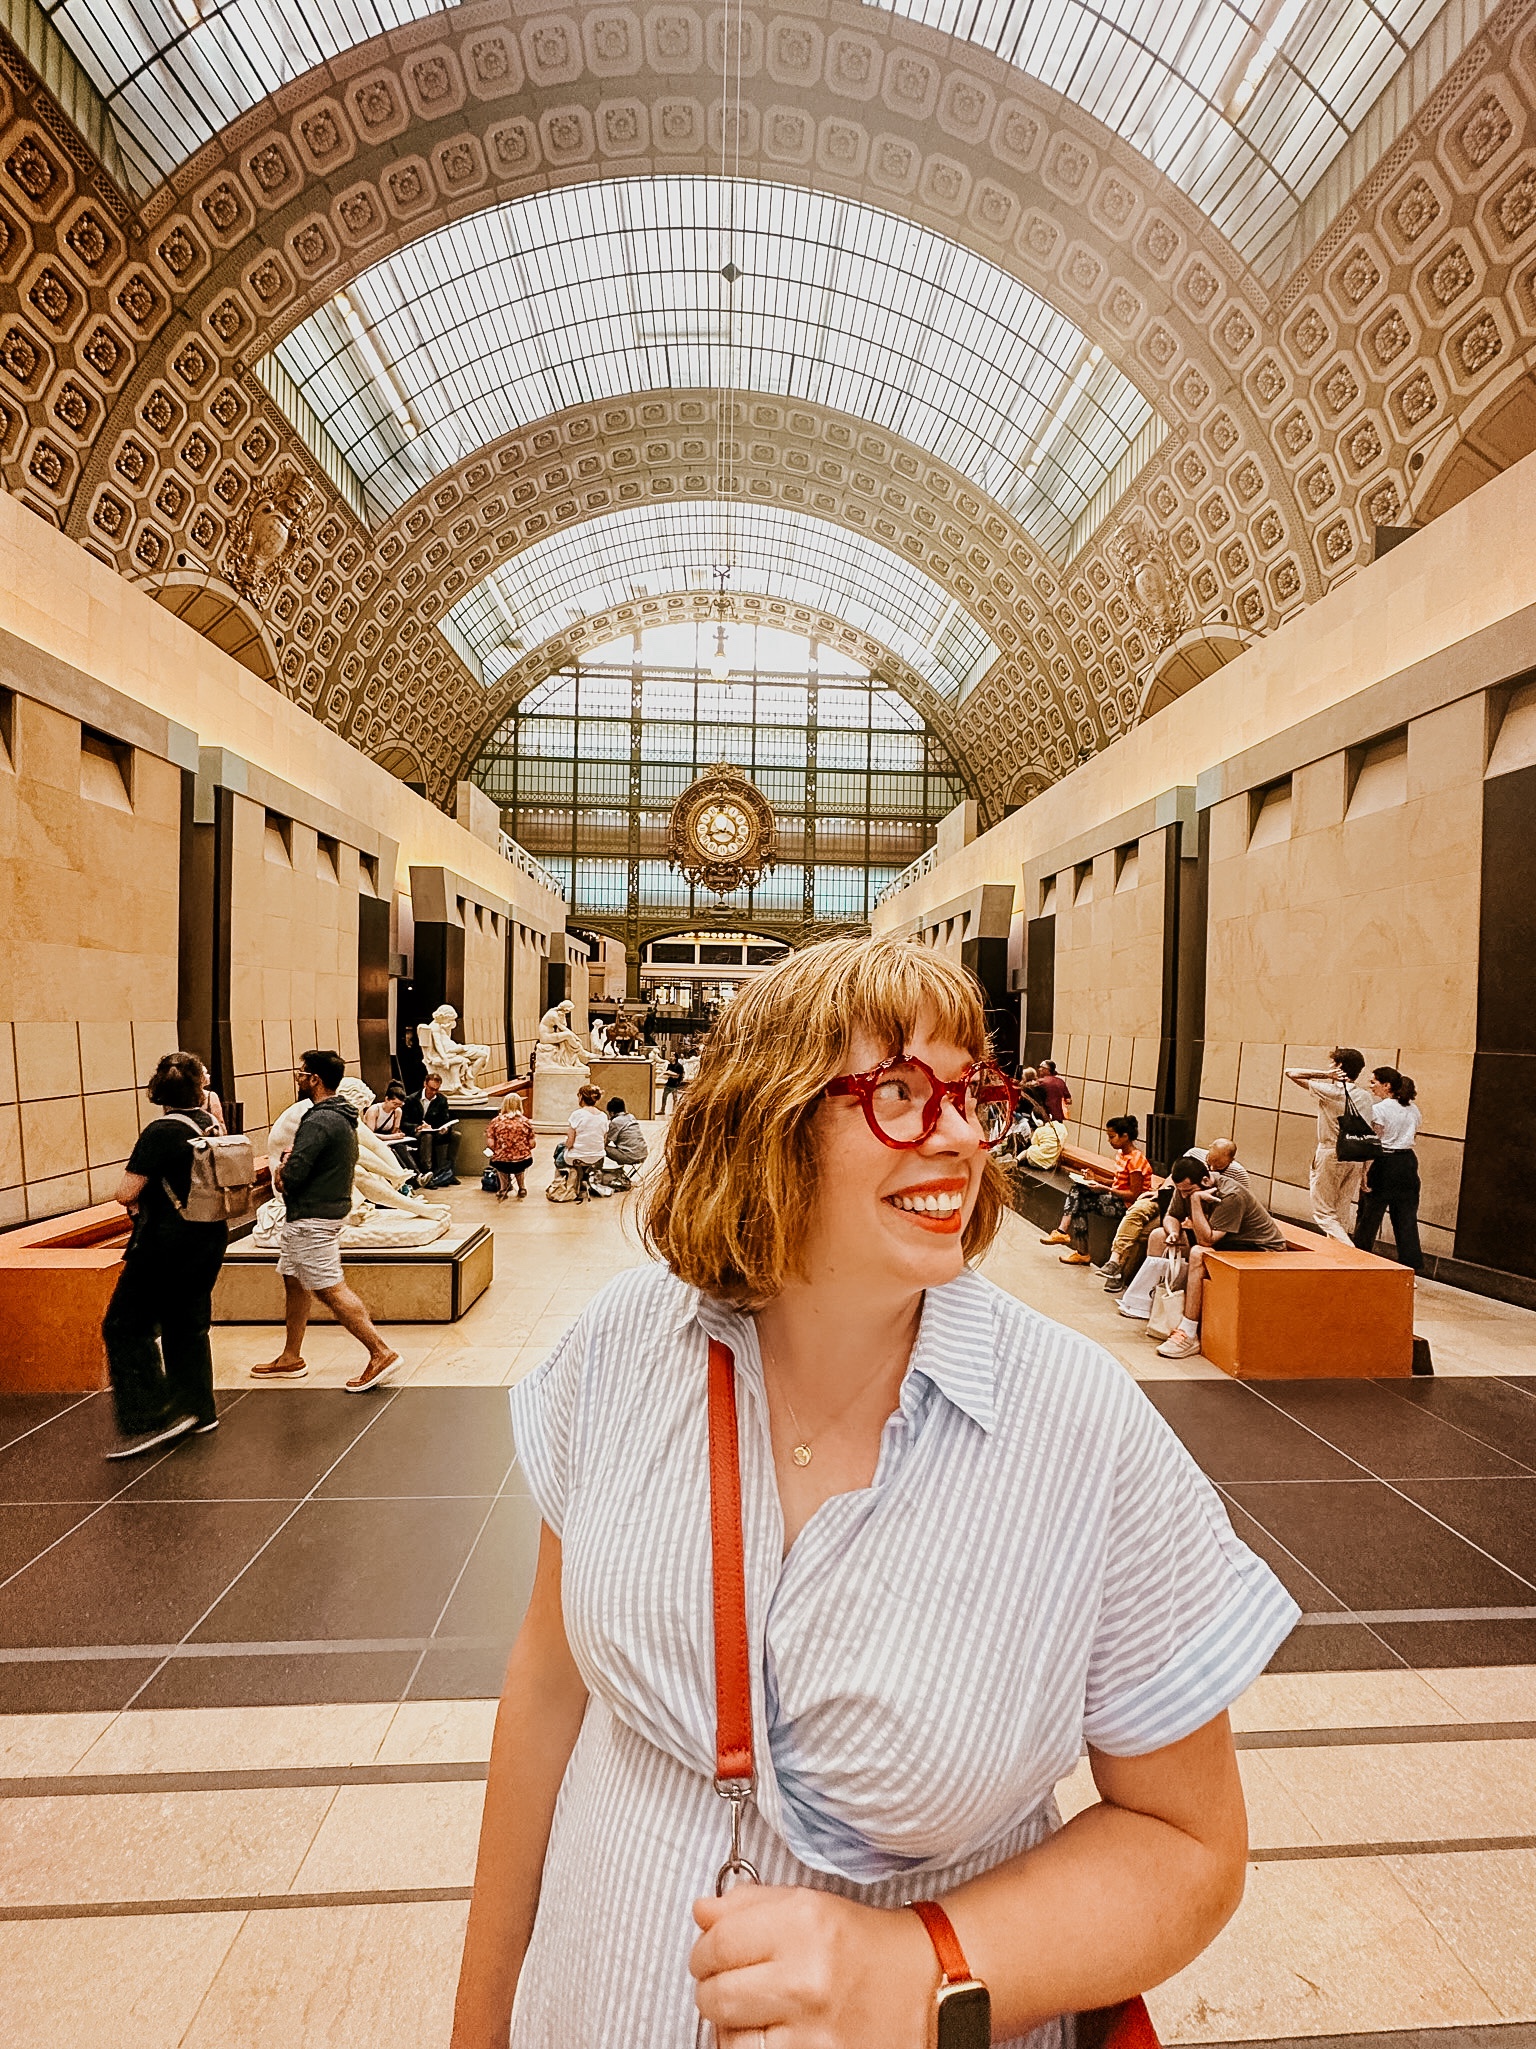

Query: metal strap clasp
[{"left": 712, "top": 1773, "right": 760, "bottom": 1893}]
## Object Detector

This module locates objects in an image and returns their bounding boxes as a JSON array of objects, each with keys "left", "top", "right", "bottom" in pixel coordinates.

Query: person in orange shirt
[{"left": 1041, "top": 1115, "right": 1153, "bottom": 1266}]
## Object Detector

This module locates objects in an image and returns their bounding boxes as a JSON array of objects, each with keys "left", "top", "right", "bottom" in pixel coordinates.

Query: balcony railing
[
  {"left": 499, "top": 832, "right": 566, "bottom": 900},
  {"left": 873, "top": 844, "right": 938, "bottom": 907}
]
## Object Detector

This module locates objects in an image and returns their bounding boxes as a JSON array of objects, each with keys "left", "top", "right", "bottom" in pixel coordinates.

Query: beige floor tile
[
  {"left": 291, "top": 1780, "right": 484, "bottom": 1894},
  {"left": 1260, "top": 1738, "right": 1536, "bottom": 1845},
  {"left": 0, "top": 1711, "right": 117, "bottom": 1778},
  {"left": 1237, "top": 1752, "right": 1326, "bottom": 1848},
  {"left": 74, "top": 1703, "right": 398, "bottom": 1777},
  {"left": 1147, "top": 1856, "right": 1502, "bottom": 2041},
  {"left": 1231, "top": 1668, "right": 1468, "bottom": 1732},
  {"left": 1384, "top": 1847, "right": 1536, "bottom": 2016},
  {"left": 1423, "top": 1665, "right": 1536, "bottom": 1723},
  {"left": 180, "top": 1899, "right": 468, "bottom": 2049},
  {"left": 1410, "top": 1278, "right": 1536, "bottom": 1377},
  {"left": 0, "top": 1910, "right": 246, "bottom": 2049},
  {"left": 377, "top": 1698, "right": 497, "bottom": 1766},
  {"left": 0, "top": 1787, "right": 334, "bottom": 1906},
  {"left": 397, "top": 1345, "right": 523, "bottom": 1387}
]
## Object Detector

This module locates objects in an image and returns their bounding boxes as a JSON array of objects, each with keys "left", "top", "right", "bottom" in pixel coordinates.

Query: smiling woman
[{"left": 450, "top": 934, "right": 1300, "bottom": 2049}]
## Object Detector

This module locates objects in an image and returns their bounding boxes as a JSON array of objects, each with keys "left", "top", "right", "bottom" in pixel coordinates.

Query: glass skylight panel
[
  {"left": 442, "top": 503, "right": 1001, "bottom": 701},
  {"left": 267, "top": 178, "right": 1156, "bottom": 556},
  {"left": 870, "top": 0, "right": 1460, "bottom": 276},
  {"left": 38, "top": 1, "right": 446, "bottom": 194}
]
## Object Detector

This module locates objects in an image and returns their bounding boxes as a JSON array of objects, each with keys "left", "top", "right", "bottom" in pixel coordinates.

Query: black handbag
[{"left": 1335, "top": 1082, "right": 1381, "bottom": 1163}]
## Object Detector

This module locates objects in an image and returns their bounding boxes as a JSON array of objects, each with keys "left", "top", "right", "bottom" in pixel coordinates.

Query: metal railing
[
  {"left": 499, "top": 832, "right": 566, "bottom": 899},
  {"left": 873, "top": 843, "right": 938, "bottom": 907}
]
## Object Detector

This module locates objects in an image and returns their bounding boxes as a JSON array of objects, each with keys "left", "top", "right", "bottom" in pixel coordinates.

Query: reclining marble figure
[{"left": 253, "top": 1080, "right": 452, "bottom": 1250}]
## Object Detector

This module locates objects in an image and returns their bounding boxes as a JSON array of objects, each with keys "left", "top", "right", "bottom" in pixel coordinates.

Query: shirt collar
[{"left": 675, "top": 1267, "right": 998, "bottom": 1434}]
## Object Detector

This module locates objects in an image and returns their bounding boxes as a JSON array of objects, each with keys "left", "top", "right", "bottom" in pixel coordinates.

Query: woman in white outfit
[{"left": 451, "top": 937, "right": 1298, "bottom": 2049}]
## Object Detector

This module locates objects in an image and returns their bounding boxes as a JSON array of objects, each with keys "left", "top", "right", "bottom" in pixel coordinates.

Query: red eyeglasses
[{"left": 823, "top": 1056, "right": 1018, "bottom": 1151}]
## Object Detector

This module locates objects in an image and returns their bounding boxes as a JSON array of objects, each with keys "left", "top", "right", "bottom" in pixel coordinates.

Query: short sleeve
[
  {"left": 508, "top": 1314, "right": 590, "bottom": 1537},
  {"left": 1083, "top": 1391, "right": 1300, "bottom": 1755},
  {"left": 126, "top": 1119, "right": 181, "bottom": 1179},
  {"left": 1207, "top": 1189, "right": 1246, "bottom": 1236}
]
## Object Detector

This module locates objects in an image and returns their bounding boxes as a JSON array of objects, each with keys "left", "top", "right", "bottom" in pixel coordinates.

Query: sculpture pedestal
[{"left": 532, "top": 1066, "right": 588, "bottom": 1134}]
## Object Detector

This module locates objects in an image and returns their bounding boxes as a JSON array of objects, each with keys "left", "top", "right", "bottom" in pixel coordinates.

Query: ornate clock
[{"left": 667, "top": 761, "right": 779, "bottom": 896}]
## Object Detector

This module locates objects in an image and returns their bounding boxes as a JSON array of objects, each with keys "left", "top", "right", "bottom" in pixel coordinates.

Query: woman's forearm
[
  {"left": 945, "top": 1720, "right": 1247, "bottom": 2035},
  {"left": 451, "top": 1534, "right": 589, "bottom": 2049}
]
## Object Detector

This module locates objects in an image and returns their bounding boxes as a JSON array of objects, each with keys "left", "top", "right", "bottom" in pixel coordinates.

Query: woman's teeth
[{"left": 889, "top": 1190, "right": 963, "bottom": 1215}]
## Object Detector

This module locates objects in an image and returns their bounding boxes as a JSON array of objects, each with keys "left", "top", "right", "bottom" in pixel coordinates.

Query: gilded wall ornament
[
  {"left": 1106, "top": 508, "right": 1191, "bottom": 653},
  {"left": 667, "top": 761, "right": 779, "bottom": 897},
  {"left": 224, "top": 458, "right": 318, "bottom": 603}
]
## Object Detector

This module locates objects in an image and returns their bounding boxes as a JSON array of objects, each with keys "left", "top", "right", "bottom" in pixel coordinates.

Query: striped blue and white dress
[{"left": 508, "top": 1263, "right": 1298, "bottom": 2047}]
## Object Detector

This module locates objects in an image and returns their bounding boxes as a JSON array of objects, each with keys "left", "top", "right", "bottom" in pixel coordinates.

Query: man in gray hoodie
[{"left": 251, "top": 1048, "right": 400, "bottom": 1392}]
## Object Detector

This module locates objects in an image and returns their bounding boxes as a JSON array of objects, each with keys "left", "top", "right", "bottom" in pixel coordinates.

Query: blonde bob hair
[{"left": 641, "top": 935, "right": 1007, "bottom": 1303}]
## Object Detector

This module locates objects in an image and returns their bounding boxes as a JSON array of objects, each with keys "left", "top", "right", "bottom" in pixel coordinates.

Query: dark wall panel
[
  {"left": 1457, "top": 761, "right": 1536, "bottom": 1278},
  {"left": 1022, "top": 914, "right": 1055, "bottom": 1070},
  {"left": 356, "top": 894, "right": 391, "bottom": 1094}
]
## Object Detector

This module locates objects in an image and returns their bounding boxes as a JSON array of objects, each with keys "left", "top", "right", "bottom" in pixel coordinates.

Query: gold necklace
[{"left": 756, "top": 1331, "right": 815, "bottom": 1465}]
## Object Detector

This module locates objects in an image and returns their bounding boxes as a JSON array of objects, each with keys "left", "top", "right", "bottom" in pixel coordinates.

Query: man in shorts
[
  {"left": 252, "top": 1049, "right": 400, "bottom": 1393},
  {"left": 1154, "top": 1154, "right": 1291, "bottom": 1361}
]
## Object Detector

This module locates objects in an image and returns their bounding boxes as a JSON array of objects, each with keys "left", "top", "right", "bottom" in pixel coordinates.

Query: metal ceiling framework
[{"left": 0, "top": 0, "right": 1529, "bottom": 816}]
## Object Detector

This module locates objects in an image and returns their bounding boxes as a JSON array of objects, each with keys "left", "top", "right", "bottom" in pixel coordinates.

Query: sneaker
[
  {"left": 1102, "top": 1272, "right": 1128, "bottom": 1294},
  {"left": 104, "top": 1414, "right": 198, "bottom": 1461},
  {"left": 1091, "top": 1260, "right": 1121, "bottom": 1279},
  {"left": 1058, "top": 1250, "right": 1091, "bottom": 1265},
  {"left": 250, "top": 1359, "right": 308, "bottom": 1379},
  {"left": 1155, "top": 1329, "right": 1204, "bottom": 1360},
  {"left": 346, "top": 1351, "right": 400, "bottom": 1394},
  {"left": 193, "top": 1418, "right": 220, "bottom": 1435},
  {"left": 1039, "top": 1230, "right": 1071, "bottom": 1245}
]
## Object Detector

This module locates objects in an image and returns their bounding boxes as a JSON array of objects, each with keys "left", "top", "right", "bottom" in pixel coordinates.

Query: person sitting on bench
[
  {"left": 402, "top": 1073, "right": 460, "bottom": 1186},
  {"left": 1040, "top": 1115, "right": 1152, "bottom": 1264},
  {"left": 1154, "top": 1155, "right": 1290, "bottom": 1361},
  {"left": 1095, "top": 1137, "right": 1247, "bottom": 1294}
]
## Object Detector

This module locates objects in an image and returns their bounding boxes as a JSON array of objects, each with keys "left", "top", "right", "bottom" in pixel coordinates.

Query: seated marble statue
[
  {"left": 420, "top": 1004, "right": 492, "bottom": 1099},
  {"left": 536, "top": 1000, "right": 589, "bottom": 1073},
  {"left": 254, "top": 1080, "right": 452, "bottom": 1250}
]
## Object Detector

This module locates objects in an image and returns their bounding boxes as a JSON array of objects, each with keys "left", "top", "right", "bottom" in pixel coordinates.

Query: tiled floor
[{"left": 3, "top": 1133, "right": 1536, "bottom": 2045}]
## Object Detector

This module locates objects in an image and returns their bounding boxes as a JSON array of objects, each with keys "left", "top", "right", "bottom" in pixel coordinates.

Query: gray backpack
[{"left": 163, "top": 1114, "right": 258, "bottom": 1223}]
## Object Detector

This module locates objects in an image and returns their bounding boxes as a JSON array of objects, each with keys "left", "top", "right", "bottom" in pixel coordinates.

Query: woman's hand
[{"left": 691, "top": 1885, "right": 934, "bottom": 2048}]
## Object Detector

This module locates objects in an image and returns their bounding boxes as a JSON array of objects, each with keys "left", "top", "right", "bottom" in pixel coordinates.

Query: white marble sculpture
[
  {"left": 536, "top": 1000, "right": 590, "bottom": 1074},
  {"left": 421, "top": 1004, "right": 492, "bottom": 1100},
  {"left": 254, "top": 1083, "right": 452, "bottom": 1251}
]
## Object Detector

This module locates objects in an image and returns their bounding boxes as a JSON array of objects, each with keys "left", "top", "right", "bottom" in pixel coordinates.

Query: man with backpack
[
  {"left": 251, "top": 1049, "right": 400, "bottom": 1393},
  {"left": 103, "top": 1050, "right": 254, "bottom": 1459}
]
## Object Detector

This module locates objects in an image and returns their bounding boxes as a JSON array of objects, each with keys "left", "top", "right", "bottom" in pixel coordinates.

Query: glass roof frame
[
  {"left": 40, "top": 0, "right": 1488, "bottom": 276},
  {"left": 266, "top": 177, "right": 1156, "bottom": 559},
  {"left": 441, "top": 501, "right": 1003, "bottom": 702}
]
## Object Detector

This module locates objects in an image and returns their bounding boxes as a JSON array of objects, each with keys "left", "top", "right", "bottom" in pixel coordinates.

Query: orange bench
[
  {"left": 1034, "top": 1146, "right": 1416, "bottom": 1378},
  {"left": 0, "top": 1204, "right": 131, "bottom": 1392}
]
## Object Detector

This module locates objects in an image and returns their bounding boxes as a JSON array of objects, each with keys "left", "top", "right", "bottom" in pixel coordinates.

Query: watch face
[
  {"left": 692, "top": 800, "right": 752, "bottom": 860},
  {"left": 934, "top": 1982, "right": 991, "bottom": 2049}
]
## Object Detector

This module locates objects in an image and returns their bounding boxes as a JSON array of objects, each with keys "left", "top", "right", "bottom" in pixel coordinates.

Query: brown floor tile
[
  {"left": 1254, "top": 1381, "right": 1530, "bottom": 1479},
  {"left": 188, "top": 1496, "right": 495, "bottom": 1645},
  {"left": 1225, "top": 1480, "right": 1536, "bottom": 1613},
  {"left": 1264, "top": 1622, "right": 1407, "bottom": 1673},
  {"left": 0, "top": 1394, "right": 90, "bottom": 1454},
  {"left": 119, "top": 1389, "right": 388, "bottom": 1503},
  {"left": 0, "top": 1658, "right": 164, "bottom": 1713},
  {"left": 0, "top": 1394, "right": 155, "bottom": 1505},
  {"left": 431, "top": 1490, "right": 542, "bottom": 1641},
  {"left": 0, "top": 1501, "right": 293, "bottom": 1648},
  {"left": 406, "top": 1645, "right": 514, "bottom": 1699},
  {"left": 130, "top": 1648, "right": 423, "bottom": 1710},
  {"left": 1220, "top": 1495, "right": 1348, "bottom": 1612},
  {"left": 1373, "top": 1619, "right": 1536, "bottom": 1668},
  {"left": 1146, "top": 1383, "right": 1362, "bottom": 1481},
  {"left": 1379, "top": 1378, "right": 1536, "bottom": 1472},
  {"left": 1394, "top": 1478, "right": 1536, "bottom": 1590},
  {"left": 0, "top": 1502, "right": 94, "bottom": 1583},
  {"left": 315, "top": 1388, "right": 517, "bottom": 1499}
]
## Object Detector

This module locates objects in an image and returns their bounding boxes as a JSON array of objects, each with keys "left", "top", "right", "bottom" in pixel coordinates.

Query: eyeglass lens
[{"left": 868, "top": 1064, "right": 1012, "bottom": 1143}]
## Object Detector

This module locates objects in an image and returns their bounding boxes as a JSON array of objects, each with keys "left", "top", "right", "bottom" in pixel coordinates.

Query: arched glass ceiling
[
  {"left": 42, "top": 0, "right": 1487, "bottom": 274},
  {"left": 267, "top": 178, "right": 1155, "bottom": 559},
  {"left": 440, "top": 502, "right": 1002, "bottom": 701}
]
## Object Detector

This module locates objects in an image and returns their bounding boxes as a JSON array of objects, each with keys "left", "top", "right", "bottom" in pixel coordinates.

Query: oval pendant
[{"left": 792, "top": 1443, "right": 812, "bottom": 1467}]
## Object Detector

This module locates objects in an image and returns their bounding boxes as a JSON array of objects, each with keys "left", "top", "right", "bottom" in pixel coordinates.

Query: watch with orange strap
[{"left": 908, "top": 1897, "right": 992, "bottom": 2049}]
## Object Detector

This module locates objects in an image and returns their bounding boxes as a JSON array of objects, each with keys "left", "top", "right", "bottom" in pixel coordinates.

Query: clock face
[{"left": 692, "top": 800, "right": 753, "bottom": 860}]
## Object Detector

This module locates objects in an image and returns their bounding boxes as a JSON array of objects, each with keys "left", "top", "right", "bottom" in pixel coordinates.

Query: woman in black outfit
[
  {"left": 1351, "top": 1067, "right": 1424, "bottom": 1274},
  {"left": 102, "top": 1051, "right": 231, "bottom": 1458}
]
